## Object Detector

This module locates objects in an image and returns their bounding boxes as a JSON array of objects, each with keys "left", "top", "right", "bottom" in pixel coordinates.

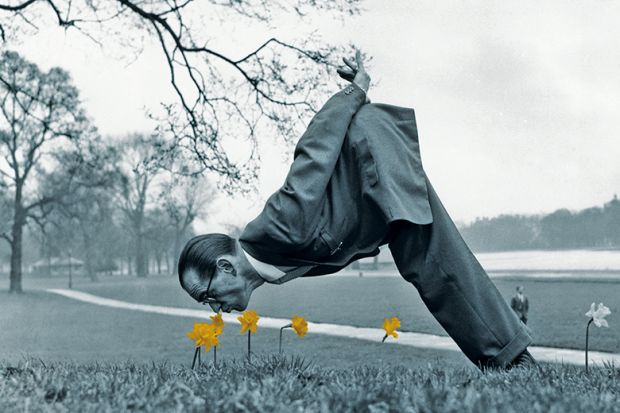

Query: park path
[{"left": 48, "top": 288, "right": 620, "bottom": 367}]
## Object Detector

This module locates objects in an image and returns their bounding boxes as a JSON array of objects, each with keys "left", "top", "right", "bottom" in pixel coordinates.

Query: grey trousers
[{"left": 387, "top": 178, "right": 532, "bottom": 368}]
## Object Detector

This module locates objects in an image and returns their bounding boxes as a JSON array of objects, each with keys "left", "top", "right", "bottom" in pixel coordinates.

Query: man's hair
[{"left": 177, "top": 233, "right": 236, "bottom": 285}]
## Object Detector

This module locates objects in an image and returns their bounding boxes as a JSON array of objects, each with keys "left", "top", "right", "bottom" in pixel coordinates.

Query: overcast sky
[{"left": 12, "top": 0, "right": 620, "bottom": 232}]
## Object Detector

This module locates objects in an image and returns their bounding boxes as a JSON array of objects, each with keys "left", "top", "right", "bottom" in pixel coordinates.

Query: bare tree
[
  {"left": 159, "top": 173, "right": 212, "bottom": 272},
  {"left": 0, "top": 50, "right": 93, "bottom": 293},
  {"left": 40, "top": 144, "right": 119, "bottom": 281},
  {"left": 115, "top": 133, "right": 164, "bottom": 278},
  {"left": 0, "top": 0, "right": 363, "bottom": 190}
]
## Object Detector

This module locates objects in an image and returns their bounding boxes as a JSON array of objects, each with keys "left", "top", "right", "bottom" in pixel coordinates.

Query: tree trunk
[
  {"left": 9, "top": 205, "right": 25, "bottom": 293},
  {"left": 156, "top": 253, "right": 162, "bottom": 274},
  {"left": 85, "top": 245, "right": 98, "bottom": 282},
  {"left": 172, "top": 224, "right": 181, "bottom": 275},
  {"left": 46, "top": 249, "right": 52, "bottom": 277},
  {"left": 135, "top": 233, "right": 147, "bottom": 278},
  {"left": 82, "top": 230, "right": 98, "bottom": 282},
  {"left": 165, "top": 251, "right": 172, "bottom": 275}
]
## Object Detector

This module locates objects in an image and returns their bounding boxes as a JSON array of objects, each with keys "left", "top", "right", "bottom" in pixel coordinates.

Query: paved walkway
[{"left": 48, "top": 288, "right": 620, "bottom": 367}]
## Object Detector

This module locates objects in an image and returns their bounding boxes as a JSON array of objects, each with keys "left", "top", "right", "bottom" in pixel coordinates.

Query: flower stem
[
  {"left": 191, "top": 347, "right": 200, "bottom": 369},
  {"left": 382, "top": 334, "right": 387, "bottom": 343},
  {"left": 586, "top": 318, "right": 593, "bottom": 373},
  {"left": 247, "top": 331, "right": 251, "bottom": 363},
  {"left": 279, "top": 324, "right": 291, "bottom": 354},
  {"left": 214, "top": 346, "right": 217, "bottom": 366}
]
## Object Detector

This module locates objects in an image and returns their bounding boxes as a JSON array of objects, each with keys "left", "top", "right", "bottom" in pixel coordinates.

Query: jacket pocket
[{"left": 319, "top": 227, "right": 344, "bottom": 256}]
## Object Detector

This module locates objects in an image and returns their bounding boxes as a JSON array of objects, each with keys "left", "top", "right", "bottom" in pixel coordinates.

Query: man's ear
[{"left": 216, "top": 258, "right": 236, "bottom": 276}]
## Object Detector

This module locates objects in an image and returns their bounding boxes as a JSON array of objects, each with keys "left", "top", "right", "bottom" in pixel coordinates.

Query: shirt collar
[{"left": 240, "top": 246, "right": 286, "bottom": 283}]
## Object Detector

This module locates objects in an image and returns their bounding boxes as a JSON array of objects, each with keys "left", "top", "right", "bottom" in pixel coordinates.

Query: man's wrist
[
  {"left": 352, "top": 81, "right": 368, "bottom": 94},
  {"left": 350, "top": 82, "right": 370, "bottom": 103}
]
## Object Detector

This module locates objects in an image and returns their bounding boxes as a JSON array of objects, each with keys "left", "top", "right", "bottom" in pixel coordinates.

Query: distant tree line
[{"left": 459, "top": 195, "right": 620, "bottom": 252}]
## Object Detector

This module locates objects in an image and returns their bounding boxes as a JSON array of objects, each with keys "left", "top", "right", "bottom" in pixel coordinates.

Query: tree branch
[
  {"left": 0, "top": 231, "right": 12, "bottom": 244},
  {"left": 0, "top": 0, "right": 38, "bottom": 11}
]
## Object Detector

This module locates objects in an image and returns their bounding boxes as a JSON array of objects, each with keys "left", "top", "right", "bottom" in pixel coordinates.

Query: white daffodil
[{"left": 585, "top": 302, "right": 611, "bottom": 328}]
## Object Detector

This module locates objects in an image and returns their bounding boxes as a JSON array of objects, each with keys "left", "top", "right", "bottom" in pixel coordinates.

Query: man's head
[
  {"left": 516, "top": 286, "right": 524, "bottom": 294},
  {"left": 178, "top": 234, "right": 264, "bottom": 313}
]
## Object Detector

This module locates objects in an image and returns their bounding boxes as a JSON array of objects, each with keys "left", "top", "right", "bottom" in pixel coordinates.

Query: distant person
[
  {"left": 178, "top": 51, "right": 535, "bottom": 370},
  {"left": 510, "top": 286, "right": 529, "bottom": 325}
]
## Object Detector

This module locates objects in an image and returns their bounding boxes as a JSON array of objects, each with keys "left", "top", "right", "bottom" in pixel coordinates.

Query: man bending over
[{"left": 178, "top": 51, "right": 535, "bottom": 370}]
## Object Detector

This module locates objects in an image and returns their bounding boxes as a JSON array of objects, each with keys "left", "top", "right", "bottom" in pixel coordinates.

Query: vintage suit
[
  {"left": 511, "top": 295, "right": 529, "bottom": 324},
  {"left": 239, "top": 84, "right": 532, "bottom": 368}
]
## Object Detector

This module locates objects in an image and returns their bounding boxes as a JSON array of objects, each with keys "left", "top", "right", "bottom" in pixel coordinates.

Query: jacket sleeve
[{"left": 242, "top": 84, "right": 367, "bottom": 248}]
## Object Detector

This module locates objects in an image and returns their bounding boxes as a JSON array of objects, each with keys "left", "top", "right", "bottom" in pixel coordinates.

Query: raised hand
[{"left": 337, "top": 49, "right": 370, "bottom": 94}]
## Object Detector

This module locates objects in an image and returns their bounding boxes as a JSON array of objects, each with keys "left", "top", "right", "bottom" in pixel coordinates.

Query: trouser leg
[{"left": 388, "top": 178, "right": 532, "bottom": 368}]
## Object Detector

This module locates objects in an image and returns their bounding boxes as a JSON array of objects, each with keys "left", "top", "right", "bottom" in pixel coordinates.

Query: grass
[
  {"left": 2, "top": 275, "right": 620, "bottom": 411},
  {"left": 0, "top": 290, "right": 470, "bottom": 368},
  {"left": 59, "top": 273, "right": 620, "bottom": 353},
  {"left": 1, "top": 356, "right": 619, "bottom": 412}
]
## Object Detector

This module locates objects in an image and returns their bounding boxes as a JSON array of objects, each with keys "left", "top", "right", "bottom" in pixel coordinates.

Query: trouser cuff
[{"left": 487, "top": 327, "right": 533, "bottom": 368}]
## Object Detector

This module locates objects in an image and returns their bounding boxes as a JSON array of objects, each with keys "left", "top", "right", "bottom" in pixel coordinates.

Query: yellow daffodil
[
  {"left": 238, "top": 310, "right": 260, "bottom": 334},
  {"left": 201, "top": 323, "right": 220, "bottom": 352},
  {"left": 187, "top": 322, "right": 219, "bottom": 351},
  {"left": 187, "top": 321, "right": 221, "bottom": 368},
  {"left": 279, "top": 314, "right": 309, "bottom": 353},
  {"left": 291, "top": 315, "right": 308, "bottom": 337},
  {"left": 210, "top": 313, "right": 225, "bottom": 335},
  {"left": 187, "top": 322, "right": 210, "bottom": 347},
  {"left": 382, "top": 317, "right": 401, "bottom": 342},
  {"left": 585, "top": 302, "right": 611, "bottom": 328}
]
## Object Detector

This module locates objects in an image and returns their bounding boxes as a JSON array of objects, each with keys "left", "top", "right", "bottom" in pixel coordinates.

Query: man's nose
[{"left": 208, "top": 302, "right": 222, "bottom": 313}]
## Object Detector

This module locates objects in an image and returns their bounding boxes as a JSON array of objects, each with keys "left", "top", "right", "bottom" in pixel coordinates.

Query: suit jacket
[
  {"left": 511, "top": 296, "right": 529, "bottom": 316},
  {"left": 239, "top": 84, "right": 432, "bottom": 282}
]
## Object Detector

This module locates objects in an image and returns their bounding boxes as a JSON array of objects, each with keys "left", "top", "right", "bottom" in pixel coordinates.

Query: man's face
[{"left": 181, "top": 266, "right": 253, "bottom": 313}]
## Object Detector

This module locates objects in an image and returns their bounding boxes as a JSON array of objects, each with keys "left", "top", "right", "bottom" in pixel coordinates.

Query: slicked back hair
[{"left": 178, "top": 233, "right": 236, "bottom": 286}]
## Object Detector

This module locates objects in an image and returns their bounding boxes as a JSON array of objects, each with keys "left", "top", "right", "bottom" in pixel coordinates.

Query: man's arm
[{"left": 242, "top": 52, "right": 369, "bottom": 248}]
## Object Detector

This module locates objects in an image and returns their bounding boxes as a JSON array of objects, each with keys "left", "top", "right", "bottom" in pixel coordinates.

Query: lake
[{"left": 352, "top": 248, "right": 620, "bottom": 280}]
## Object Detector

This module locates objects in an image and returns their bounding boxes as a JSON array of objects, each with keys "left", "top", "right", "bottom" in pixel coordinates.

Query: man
[
  {"left": 510, "top": 285, "right": 529, "bottom": 325},
  {"left": 179, "top": 51, "right": 535, "bottom": 370}
]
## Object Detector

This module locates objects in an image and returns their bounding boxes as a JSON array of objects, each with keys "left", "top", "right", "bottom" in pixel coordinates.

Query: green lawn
[
  {"left": 65, "top": 273, "right": 620, "bottom": 353},
  {"left": 0, "top": 290, "right": 470, "bottom": 369},
  {"left": 1, "top": 270, "right": 618, "bottom": 371},
  {"left": 1, "top": 357, "right": 619, "bottom": 412},
  {"left": 2, "top": 274, "right": 619, "bottom": 412}
]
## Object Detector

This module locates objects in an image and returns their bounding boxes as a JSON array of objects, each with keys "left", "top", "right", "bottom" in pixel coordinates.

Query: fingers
[
  {"left": 336, "top": 67, "right": 355, "bottom": 81},
  {"left": 339, "top": 49, "right": 369, "bottom": 88},
  {"left": 355, "top": 49, "right": 364, "bottom": 70},
  {"left": 342, "top": 50, "right": 365, "bottom": 71},
  {"left": 342, "top": 57, "right": 357, "bottom": 71}
]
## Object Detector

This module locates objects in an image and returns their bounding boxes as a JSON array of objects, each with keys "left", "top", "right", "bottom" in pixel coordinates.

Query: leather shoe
[{"left": 505, "top": 349, "right": 537, "bottom": 370}]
